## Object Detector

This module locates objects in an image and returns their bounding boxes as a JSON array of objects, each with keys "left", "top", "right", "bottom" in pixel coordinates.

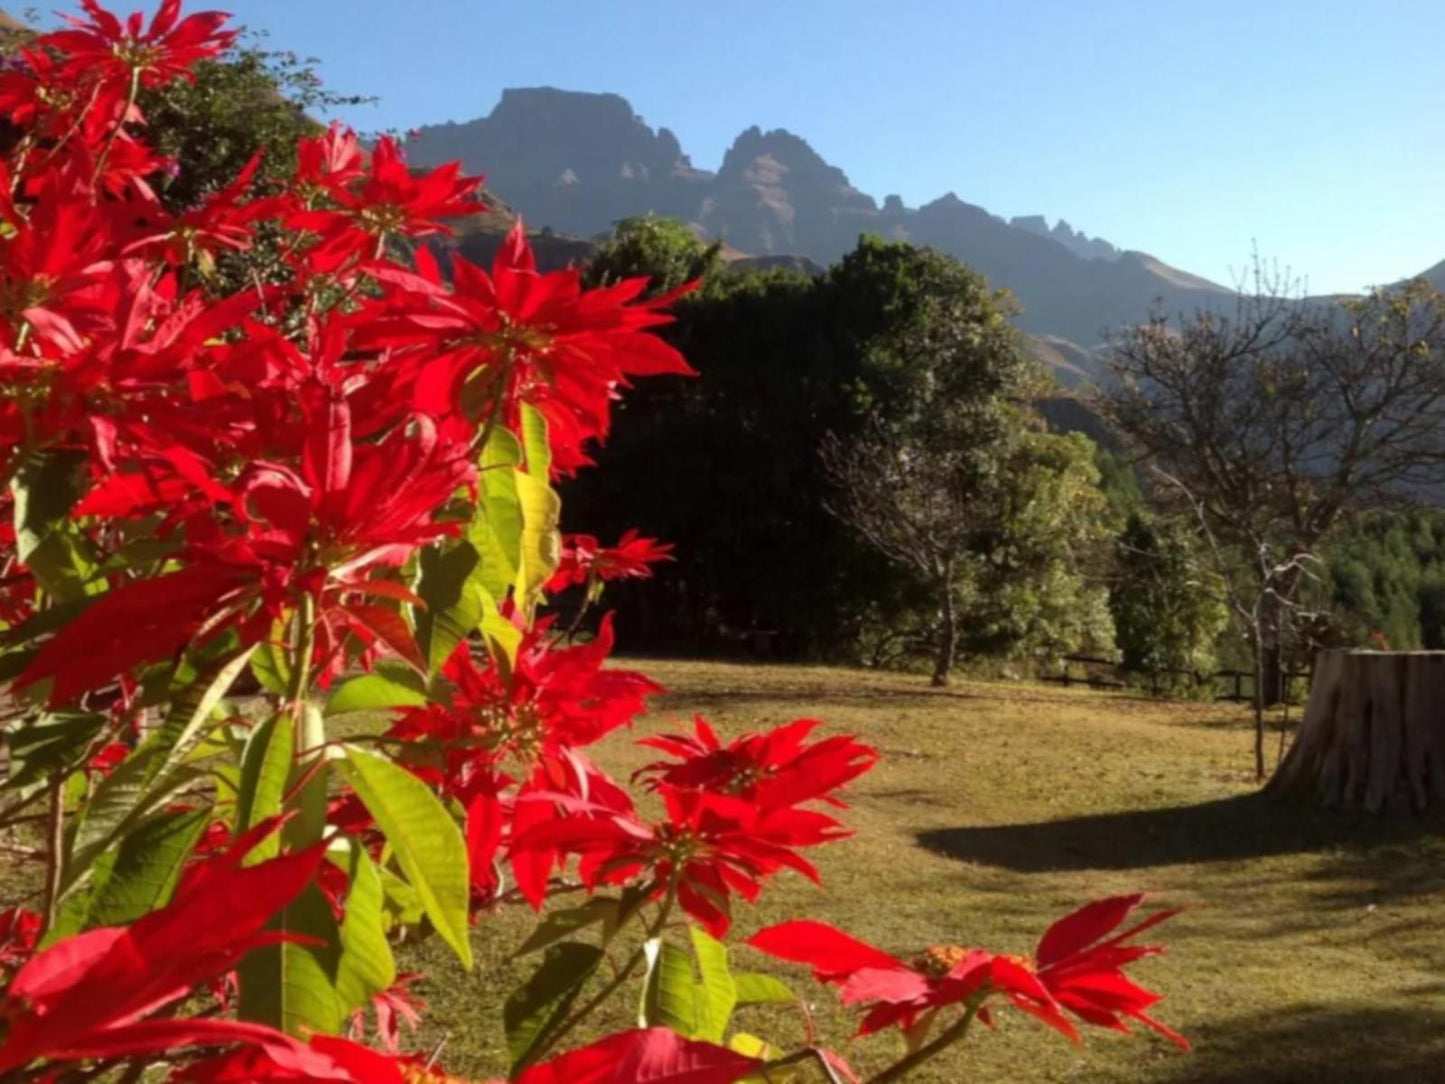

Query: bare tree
[
  {"left": 822, "top": 412, "right": 1110, "bottom": 686},
  {"left": 821, "top": 421, "right": 979, "bottom": 685},
  {"left": 1098, "top": 268, "right": 1445, "bottom": 779}
]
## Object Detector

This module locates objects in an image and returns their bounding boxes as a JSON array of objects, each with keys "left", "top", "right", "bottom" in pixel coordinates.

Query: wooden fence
[{"left": 1040, "top": 654, "right": 1310, "bottom": 703}]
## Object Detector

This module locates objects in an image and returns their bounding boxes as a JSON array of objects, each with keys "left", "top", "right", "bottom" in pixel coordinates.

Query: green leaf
[
  {"left": 61, "top": 759, "right": 211, "bottom": 898},
  {"left": 519, "top": 403, "right": 552, "bottom": 479},
  {"left": 690, "top": 926, "right": 738, "bottom": 1042},
  {"left": 238, "top": 882, "right": 345, "bottom": 1036},
  {"left": 483, "top": 424, "right": 523, "bottom": 470},
  {"left": 640, "top": 937, "right": 698, "bottom": 1036},
  {"left": 335, "top": 845, "right": 396, "bottom": 1017},
  {"left": 513, "top": 469, "right": 561, "bottom": 614},
  {"left": 729, "top": 1033, "right": 784, "bottom": 1059},
  {"left": 413, "top": 541, "right": 491, "bottom": 675},
  {"left": 11, "top": 451, "right": 96, "bottom": 601},
  {"left": 250, "top": 634, "right": 292, "bottom": 695},
  {"left": 282, "top": 705, "right": 328, "bottom": 854},
  {"left": 233, "top": 713, "right": 295, "bottom": 866},
  {"left": 479, "top": 606, "right": 523, "bottom": 664},
  {"left": 733, "top": 972, "right": 796, "bottom": 1006},
  {"left": 513, "top": 886, "right": 650, "bottom": 958},
  {"left": 509, "top": 398, "right": 561, "bottom": 616},
  {"left": 326, "top": 665, "right": 427, "bottom": 716},
  {"left": 84, "top": 806, "right": 209, "bottom": 928},
  {"left": 378, "top": 866, "right": 424, "bottom": 927},
  {"left": 472, "top": 431, "right": 523, "bottom": 601},
  {"left": 62, "top": 648, "right": 254, "bottom": 894},
  {"left": 504, "top": 941, "right": 603, "bottom": 1072},
  {"left": 338, "top": 745, "right": 472, "bottom": 969},
  {"left": 513, "top": 897, "right": 620, "bottom": 957},
  {"left": 142, "top": 647, "right": 257, "bottom": 787},
  {"left": 3, "top": 712, "right": 105, "bottom": 792}
]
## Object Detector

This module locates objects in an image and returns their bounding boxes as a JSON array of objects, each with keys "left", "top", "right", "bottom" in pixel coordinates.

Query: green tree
[
  {"left": 582, "top": 216, "right": 723, "bottom": 298},
  {"left": 569, "top": 232, "right": 1109, "bottom": 671},
  {"left": 562, "top": 259, "right": 880, "bottom": 655},
  {"left": 1110, "top": 512, "right": 1229, "bottom": 691},
  {"left": 1093, "top": 446, "right": 1145, "bottom": 523},
  {"left": 1320, "top": 510, "right": 1445, "bottom": 650},
  {"left": 818, "top": 240, "right": 1065, "bottom": 683},
  {"left": 959, "top": 428, "right": 1116, "bottom": 662}
]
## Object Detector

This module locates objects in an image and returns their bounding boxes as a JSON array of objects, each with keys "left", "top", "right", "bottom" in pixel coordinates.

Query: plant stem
[
  {"left": 560, "top": 574, "right": 598, "bottom": 643},
  {"left": 287, "top": 592, "right": 316, "bottom": 715},
  {"left": 528, "top": 889, "right": 676, "bottom": 1065},
  {"left": 759, "top": 1048, "right": 847, "bottom": 1084},
  {"left": 866, "top": 1004, "right": 978, "bottom": 1084},
  {"left": 40, "top": 775, "right": 64, "bottom": 934},
  {"left": 92, "top": 67, "right": 141, "bottom": 183}
]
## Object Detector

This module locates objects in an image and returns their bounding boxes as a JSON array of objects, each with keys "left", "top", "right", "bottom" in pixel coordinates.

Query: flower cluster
[{"left": 0, "top": 4, "right": 1184, "bottom": 1082}]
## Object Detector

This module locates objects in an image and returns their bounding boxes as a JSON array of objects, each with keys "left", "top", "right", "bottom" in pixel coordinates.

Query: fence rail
[{"left": 1040, "top": 654, "right": 1310, "bottom": 704}]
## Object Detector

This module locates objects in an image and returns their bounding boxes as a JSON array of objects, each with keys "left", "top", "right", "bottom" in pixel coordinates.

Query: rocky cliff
[{"left": 408, "top": 87, "right": 1233, "bottom": 347}]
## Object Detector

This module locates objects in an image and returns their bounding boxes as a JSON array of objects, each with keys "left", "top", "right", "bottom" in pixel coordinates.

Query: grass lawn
[{"left": 405, "top": 660, "right": 1445, "bottom": 1084}]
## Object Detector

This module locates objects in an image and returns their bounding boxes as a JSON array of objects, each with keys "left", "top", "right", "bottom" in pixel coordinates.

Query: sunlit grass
[{"left": 403, "top": 660, "right": 1445, "bottom": 1083}]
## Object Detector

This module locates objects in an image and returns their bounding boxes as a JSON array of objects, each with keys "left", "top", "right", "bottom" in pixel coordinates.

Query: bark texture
[{"left": 1269, "top": 650, "right": 1445, "bottom": 812}]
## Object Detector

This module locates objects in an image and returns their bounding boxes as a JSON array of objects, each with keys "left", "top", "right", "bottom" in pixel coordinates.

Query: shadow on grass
[
  {"left": 1161, "top": 1004, "right": 1445, "bottom": 1083},
  {"left": 654, "top": 686, "right": 996, "bottom": 713},
  {"left": 656, "top": 683, "right": 1176, "bottom": 716},
  {"left": 918, "top": 792, "right": 1445, "bottom": 874}
]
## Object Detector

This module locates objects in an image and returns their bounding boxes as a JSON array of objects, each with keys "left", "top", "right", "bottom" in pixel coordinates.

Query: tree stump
[{"left": 1268, "top": 650, "right": 1445, "bottom": 812}]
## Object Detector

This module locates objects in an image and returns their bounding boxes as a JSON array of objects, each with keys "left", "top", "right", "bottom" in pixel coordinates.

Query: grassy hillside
[{"left": 399, "top": 661, "right": 1445, "bottom": 1083}]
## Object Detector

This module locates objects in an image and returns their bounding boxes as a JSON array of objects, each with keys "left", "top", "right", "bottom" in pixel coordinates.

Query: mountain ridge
[
  {"left": 407, "top": 87, "right": 1443, "bottom": 359},
  {"left": 405, "top": 87, "right": 1233, "bottom": 350}
]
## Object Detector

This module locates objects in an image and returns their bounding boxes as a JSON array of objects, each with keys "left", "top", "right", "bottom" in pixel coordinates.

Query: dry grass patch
[{"left": 407, "top": 660, "right": 1445, "bottom": 1084}]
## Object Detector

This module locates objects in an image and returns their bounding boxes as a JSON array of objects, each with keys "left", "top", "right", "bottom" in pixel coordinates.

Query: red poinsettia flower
[
  {"left": 546, "top": 528, "right": 675, "bottom": 591},
  {"left": 176, "top": 1032, "right": 411, "bottom": 1082},
  {"left": 348, "top": 973, "right": 425, "bottom": 1054},
  {"left": 19, "top": 391, "right": 471, "bottom": 705},
  {"left": 512, "top": 783, "right": 849, "bottom": 935},
  {"left": 186, "top": 1027, "right": 760, "bottom": 1084},
  {"left": 358, "top": 223, "right": 696, "bottom": 471},
  {"left": 635, "top": 716, "right": 877, "bottom": 811},
  {"left": 124, "top": 151, "right": 276, "bottom": 268},
  {"left": 388, "top": 614, "right": 660, "bottom": 792},
  {"left": 746, "top": 921, "right": 1066, "bottom": 1038},
  {"left": 0, "top": 906, "right": 40, "bottom": 977},
  {"left": 503, "top": 1028, "right": 761, "bottom": 1084},
  {"left": 749, "top": 897, "right": 1187, "bottom": 1047},
  {"left": 1031, "top": 894, "right": 1189, "bottom": 1049},
  {"left": 0, "top": 824, "right": 322, "bottom": 1074},
  {"left": 291, "top": 135, "right": 483, "bottom": 264},
  {"left": 294, "top": 123, "right": 366, "bottom": 192},
  {"left": 46, "top": 0, "right": 236, "bottom": 90},
  {"left": 0, "top": 46, "right": 82, "bottom": 135},
  {"left": 0, "top": 170, "right": 117, "bottom": 355}
]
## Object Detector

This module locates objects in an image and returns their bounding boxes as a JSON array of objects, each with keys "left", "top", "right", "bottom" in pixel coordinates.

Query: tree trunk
[
  {"left": 1268, "top": 649, "right": 1445, "bottom": 812},
  {"left": 1261, "top": 642, "right": 1285, "bottom": 708},
  {"left": 1252, "top": 638, "right": 1266, "bottom": 782},
  {"left": 932, "top": 581, "right": 956, "bottom": 687}
]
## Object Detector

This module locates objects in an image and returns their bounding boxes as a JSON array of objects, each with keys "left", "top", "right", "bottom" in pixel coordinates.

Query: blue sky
[{"left": 111, "top": 1, "right": 1445, "bottom": 292}]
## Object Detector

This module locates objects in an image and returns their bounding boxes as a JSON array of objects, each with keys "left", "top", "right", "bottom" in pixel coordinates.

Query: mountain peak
[
  {"left": 407, "top": 86, "right": 1234, "bottom": 346},
  {"left": 1010, "top": 214, "right": 1121, "bottom": 263},
  {"left": 406, "top": 87, "right": 709, "bottom": 235},
  {"left": 722, "top": 126, "right": 821, "bottom": 168}
]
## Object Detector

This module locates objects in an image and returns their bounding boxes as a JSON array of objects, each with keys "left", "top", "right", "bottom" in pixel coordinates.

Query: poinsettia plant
[{"left": 0, "top": 3, "right": 1187, "bottom": 1082}]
